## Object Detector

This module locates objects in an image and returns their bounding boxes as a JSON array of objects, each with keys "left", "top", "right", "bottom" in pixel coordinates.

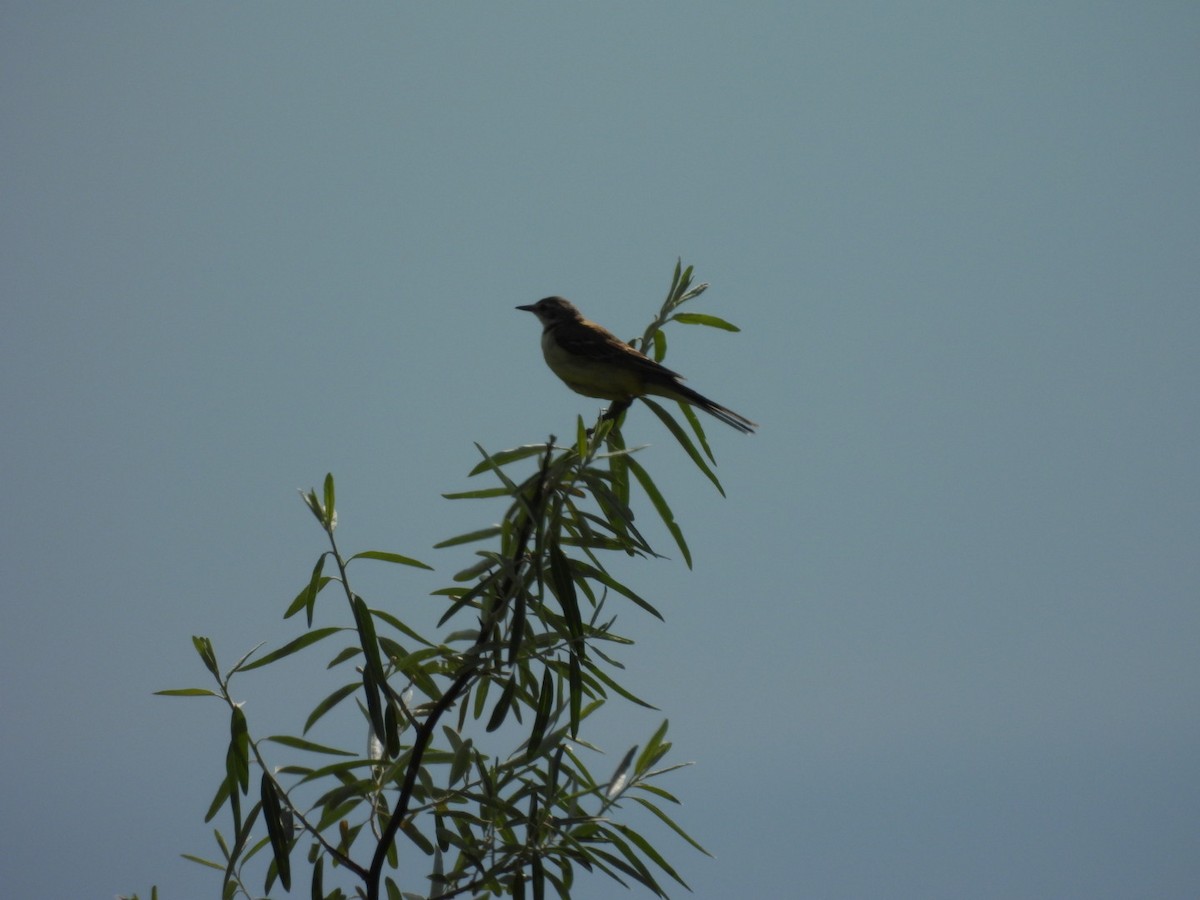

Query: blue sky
[{"left": 2, "top": 4, "right": 1198, "bottom": 898}]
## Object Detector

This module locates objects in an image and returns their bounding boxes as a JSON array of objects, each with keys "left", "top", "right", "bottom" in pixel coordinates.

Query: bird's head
[{"left": 516, "top": 296, "right": 583, "bottom": 327}]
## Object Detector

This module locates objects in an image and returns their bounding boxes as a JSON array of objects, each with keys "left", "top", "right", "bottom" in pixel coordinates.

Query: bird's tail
[{"left": 650, "top": 382, "right": 758, "bottom": 434}]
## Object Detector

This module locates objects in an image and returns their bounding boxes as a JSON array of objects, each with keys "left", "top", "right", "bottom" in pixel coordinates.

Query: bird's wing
[{"left": 555, "top": 320, "right": 684, "bottom": 382}]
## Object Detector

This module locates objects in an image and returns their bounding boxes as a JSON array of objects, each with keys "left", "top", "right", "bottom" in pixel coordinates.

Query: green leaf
[
  {"left": 349, "top": 550, "right": 433, "bottom": 570},
  {"left": 401, "top": 817, "right": 436, "bottom": 856},
  {"left": 263, "top": 735, "right": 356, "bottom": 757},
  {"left": 224, "top": 800, "right": 262, "bottom": 890},
  {"left": 613, "top": 821, "right": 690, "bottom": 890},
  {"left": 570, "top": 560, "right": 663, "bottom": 621},
  {"left": 181, "top": 853, "right": 225, "bottom": 872},
  {"left": 527, "top": 667, "right": 555, "bottom": 760},
  {"left": 636, "top": 720, "right": 670, "bottom": 775},
  {"left": 452, "top": 555, "right": 499, "bottom": 582},
  {"left": 670, "top": 312, "right": 740, "bottom": 332},
  {"left": 285, "top": 555, "right": 329, "bottom": 623},
  {"left": 632, "top": 796, "right": 713, "bottom": 857},
  {"left": 640, "top": 397, "right": 724, "bottom": 496},
  {"left": 204, "top": 776, "right": 232, "bottom": 823},
  {"left": 350, "top": 596, "right": 386, "bottom": 684},
  {"left": 322, "top": 473, "right": 336, "bottom": 531},
  {"left": 531, "top": 854, "right": 545, "bottom": 900},
  {"left": 369, "top": 606, "right": 436, "bottom": 647},
  {"left": 192, "top": 636, "right": 219, "bottom": 680},
  {"left": 433, "top": 525, "right": 503, "bottom": 549},
  {"left": 227, "top": 707, "right": 250, "bottom": 794},
  {"left": 449, "top": 735, "right": 473, "bottom": 786},
  {"left": 304, "top": 681, "right": 359, "bottom": 734},
  {"left": 606, "top": 745, "right": 638, "bottom": 800},
  {"left": 472, "top": 671, "right": 491, "bottom": 721},
  {"left": 486, "top": 676, "right": 517, "bottom": 732},
  {"left": 436, "top": 572, "right": 499, "bottom": 627},
  {"left": 299, "top": 488, "right": 323, "bottom": 524},
  {"left": 236, "top": 627, "right": 342, "bottom": 672},
  {"left": 311, "top": 855, "right": 323, "bottom": 900},
  {"left": 651, "top": 329, "right": 667, "bottom": 362},
  {"left": 467, "top": 443, "right": 547, "bottom": 477},
  {"left": 225, "top": 641, "right": 268, "bottom": 678},
  {"left": 568, "top": 652, "right": 582, "bottom": 738},
  {"left": 596, "top": 825, "right": 662, "bottom": 894},
  {"left": 678, "top": 401, "right": 717, "bottom": 465},
  {"left": 441, "top": 486, "right": 512, "bottom": 500},
  {"left": 579, "top": 471, "right": 653, "bottom": 554},
  {"left": 547, "top": 542, "right": 583, "bottom": 645},
  {"left": 361, "top": 667, "right": 386, "bottom": 751},
  {"left": 384, "top": 696, "right": 402, "bottom": 758},
  {"left": 586, "top": 661, "right": 658, "bottom": 709},
  {"left": 507, "top": 588, "right": 527, "bottom": 665},
  {"left": 325, "top": 645, "right": 361, "bottom": 668},
  {"left": 625, "top": 457, "right": 691, "bottom": 568},
  {"left": 155, "top": 687, "right": 218, "bottom": 697},
  {"left": 260, "top": 774, "right": 292, "bottom": 891}
]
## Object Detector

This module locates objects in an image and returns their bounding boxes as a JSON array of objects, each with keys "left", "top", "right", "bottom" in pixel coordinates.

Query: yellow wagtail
[{"left": 516, "top": 296, "right": 757, "bottom": 433}]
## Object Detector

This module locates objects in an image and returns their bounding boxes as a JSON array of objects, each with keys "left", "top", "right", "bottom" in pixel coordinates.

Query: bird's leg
[
  {"left": 586, "top": 399, "right": 632, "bottom": 436},
  {"left": 600, "top": 399, "right": 631, "bottom": 423}
]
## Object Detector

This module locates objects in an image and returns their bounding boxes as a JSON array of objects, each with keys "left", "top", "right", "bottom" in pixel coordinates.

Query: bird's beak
[{"left": 515, "top": 303, "right": 536, "bottom": 312}]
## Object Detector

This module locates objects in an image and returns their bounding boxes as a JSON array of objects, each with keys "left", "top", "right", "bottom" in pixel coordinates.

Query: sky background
[{"left": 3, "top": 4, "right": 1198, "bottom": 898}]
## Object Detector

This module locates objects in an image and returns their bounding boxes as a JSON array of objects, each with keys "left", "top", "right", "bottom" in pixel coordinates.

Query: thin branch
[{"left": 366, "top": 438, "right": 560, "bottom": 900}]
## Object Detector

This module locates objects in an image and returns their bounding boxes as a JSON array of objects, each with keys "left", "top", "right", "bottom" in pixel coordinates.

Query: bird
[{"left": 516, "top": 296, "right": 757, "bottom": 433}]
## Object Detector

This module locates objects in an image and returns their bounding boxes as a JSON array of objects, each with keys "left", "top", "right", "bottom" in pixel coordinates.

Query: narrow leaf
[
  {"left": 304, "top": 681, "right": 359, "bottom": 734},
  {"left": 636, "top": 720, "right": 670, "bottom": 775},
  {"left": 587, "top": 662, "right": 659, "bottom": 709},
  {"left": 370, "top": 607, "right": 436, "bottom": 647},
  {"left": 486, "top": 677, "right": 517, "bottom": 733},
  {"left": 441, "top": 486, "right": 512, "bottom": 500},
  {"left": 671, "top": 312, "right": 740, "bottom": 331},
  {"left": 384, "top": 696, "right": 402, "bottom": 759},
  {"left": 527, "top": 667, "right": 555, "bottom": 760},
  {"left": 467, "top": 443, "right": 547, "bottom": 477},
  {"left": 633, "top": 796, "right": 713, "bottom": 856},
  {"left": 311, "top": 855, "right": 323, "bottom": 900},
  {"left": 678, "top": 400, "right": 717, "bottom": 464},
  {"left": 350, "top": 596, "right": 386, "bottom": 684},
  {"left": 625, "top": 457, "right": 691, "bottom": 568},
  {"left": 181, "top": 853, "right": 225, "bottom": 872},
  {"left": 570, "top": 560, "right": 663, "bottom": 621},
  {"left": 237, "top": 627, "right": 342, "bottom": 672},
  {"left": 204, "top": 776, "right": 232, "bottom": 823},
  {"left": 260, "top": 774, "right": 292, "bottom": 891},
  {"left": 361, "top": 667, "right": 386, "bottom": 750},
  {"left": 613, "top": 822, "right": 690, "bottom": 889},
  {"left": 606, "top": 745, "right": 638, "bottom": 800},
  {"left": 264, "top": 735, "right": 356, "bottom": 757},
  {"left": 568, "top": 652, "right": 582, "bottom": 738},
  {"left": 651, "top": 329, "right": 667, "bottom": 362},
  {"left": 433, "top": 525, "right": 502, "bottom": 549},
  {"left": 285, "top": 555, "right": 329, "bottom": 623},
  {"left": 322, "top": 473, "right": 336, "bottom": 531},
  {"left": 640, "top": 398, "right": 724, "bottom": 496},
  {"left": 547, "top": 542, "right": 583, "bottom": 645},
  {"left": 349, "top": 550, "right": 433, "bottom": 570},
  {"left": 192, "top": 636, "right": 220, "bottom": 680},
  {"left": 227, "top": 707, "right": 250, "bottom": 794},
  {"left": 299, "top": 488, "right": 323, "bottom": 524}
]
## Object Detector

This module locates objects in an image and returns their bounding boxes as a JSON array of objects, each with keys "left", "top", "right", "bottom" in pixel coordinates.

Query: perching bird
[{"left": 516, "top": 296, "right": 757, "bottom": 433}]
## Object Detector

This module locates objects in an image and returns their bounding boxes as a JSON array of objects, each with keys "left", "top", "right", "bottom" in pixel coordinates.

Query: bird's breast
[{"left": 540, "top": 329, "right": 638, "bottom": 401}]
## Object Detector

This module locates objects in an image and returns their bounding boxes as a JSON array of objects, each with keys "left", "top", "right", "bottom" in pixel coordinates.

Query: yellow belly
[{"left": 541, "top": 332, "right": 643, "bottom": 401}]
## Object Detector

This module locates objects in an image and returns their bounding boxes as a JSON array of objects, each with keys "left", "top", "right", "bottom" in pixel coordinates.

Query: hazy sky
[{"left": 3, "top": 4, "right": 1198, "bottom": 898}]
